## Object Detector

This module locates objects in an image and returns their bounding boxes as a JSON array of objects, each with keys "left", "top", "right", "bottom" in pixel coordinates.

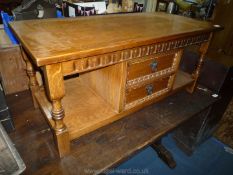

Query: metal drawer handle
[
  {"left": 146, "top": 84, "right": 154, "bottom": 95},
  {"left": 150, "top": 60, "right": 158, "bottom": 72}
]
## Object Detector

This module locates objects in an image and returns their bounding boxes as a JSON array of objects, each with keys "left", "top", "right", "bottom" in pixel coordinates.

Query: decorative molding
[
  {"left": 167, "top": 74, "right": 176, "bottom": 89},
  {"left": 126, "top": 49, "right": 182, "bottom": 89},
  {"left": 125, "top": 87, "right": 170, "bottom": 110},
  {"left": 62, "top": 33, "right": 210, "bottom": 76},
  {"left": 125, "top": 73, "right": 175, "bottom": 109},
  {"left": 126, "top": 68, "right": 174, "bottom": 89},
  {"left": 127, "top": 50, "right": 176, "bottom": 65}
]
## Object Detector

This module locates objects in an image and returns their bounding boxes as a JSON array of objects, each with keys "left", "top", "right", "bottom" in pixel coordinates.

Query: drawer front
[
  {"left": 125, "top": 76, "right": 170, "bottom": 104},
  {"left": 127, "top": 53, "right": 175, "bottom": 81}
]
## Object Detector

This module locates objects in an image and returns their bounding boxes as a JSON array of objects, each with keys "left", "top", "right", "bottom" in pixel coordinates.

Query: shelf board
[
  {"left": 35, "top": 70, "right": 194, "bottom": 141},
  {"left": 35, "top": 78, "right": 117, "bottom": 140},
  {"left": 173, "top": 70, "right": 194, "bottom": 91}
]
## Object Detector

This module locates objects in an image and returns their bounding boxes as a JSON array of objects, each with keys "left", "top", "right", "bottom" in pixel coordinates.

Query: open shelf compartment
[{"left": 35, "top": 70, "right": 194, "bottom": 141}]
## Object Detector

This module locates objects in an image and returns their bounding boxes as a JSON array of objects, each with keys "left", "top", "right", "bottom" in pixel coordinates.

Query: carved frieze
[
  {"left": 126, "top": 68, "right": 174, "bottom": 89},
  {"left": 62, "top": 33, "right": 210, "bottom": 76}
]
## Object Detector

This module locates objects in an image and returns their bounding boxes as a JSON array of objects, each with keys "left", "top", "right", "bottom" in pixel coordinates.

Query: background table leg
[
  {"left": 21, "top": 48, "right": 39, "bottom": 108},
  {"left": 151, "top": 139, "right": 176, "bottom": 169},
  {"left": 187, "top": 33, "right": 213, "bottom": 93}
]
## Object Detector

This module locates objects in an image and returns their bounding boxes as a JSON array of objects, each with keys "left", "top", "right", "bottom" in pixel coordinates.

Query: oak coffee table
[{"left": 10, "top": 13, "right": 219, "bottom": 157}]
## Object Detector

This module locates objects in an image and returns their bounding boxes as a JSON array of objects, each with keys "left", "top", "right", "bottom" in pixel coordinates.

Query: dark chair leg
[{"left": 151, "top": 140, "right": 176, "bottom": 169}]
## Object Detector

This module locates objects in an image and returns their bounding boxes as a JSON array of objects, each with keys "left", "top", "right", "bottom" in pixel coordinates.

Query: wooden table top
[{"left": 10, "top": 13, "right": 215, "bottom": 66}]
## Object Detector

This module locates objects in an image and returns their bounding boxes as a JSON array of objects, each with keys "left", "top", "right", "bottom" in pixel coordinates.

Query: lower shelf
[
  {"left": 35, "top": 78, "right": 118, "bottom": 140},
  {"left": 35, "top": 70, "right": 194, "bottom": 140},
  {"left": 173, "top": 70, "right": 194, "bottom": 91}
]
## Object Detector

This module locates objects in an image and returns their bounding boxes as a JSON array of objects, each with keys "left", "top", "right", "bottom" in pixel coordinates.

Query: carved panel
[
  {"left": 126, "top": 68, "right": 174, "bottom": 89},
  {"left": 62, "top": 33, "right": 210, "bottom": 76},
  {"left": 125, "top": 88, "right": 170, "bottom": 110},
  {"left": 126, "top": 50, "right": 181, "bottom": 88}
]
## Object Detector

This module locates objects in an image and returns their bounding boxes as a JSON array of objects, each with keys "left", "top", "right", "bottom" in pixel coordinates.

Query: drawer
[
  {"left": 127, "top": 53, "right": 175, "bottom": 81},
  {"left": 125, "top": 76, "right": 170, "bottom": 104}
]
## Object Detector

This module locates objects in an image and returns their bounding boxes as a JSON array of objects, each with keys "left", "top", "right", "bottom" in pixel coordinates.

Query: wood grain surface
[
  {"left": 33, "top": 70, "right": 195, "bottom": 142},
  {"left": 9, "top": 12, "right": 219, "bottom": 157},
  {"left": 80, "top": 62, "right": 127, "bottom": 112},
  {"left": 125, "top": 76, "right": 170, "bottom": 104},
  {"left": 0, "top": 46, "right": 28, "bottom": 94},
  {"left": 9, "top": 13, "right": 216, "bottom": 66},
  {"left": 127, "top": 52, "right": 175, "bottom": 80}
]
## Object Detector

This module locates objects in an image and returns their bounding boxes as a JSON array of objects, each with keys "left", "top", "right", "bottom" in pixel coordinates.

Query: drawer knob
[
  {"left": 146, "top": 84, "right": 154, "bottom": 95},
  {"left": 150, "top": 60, "right": 158, "bottom": 72}
]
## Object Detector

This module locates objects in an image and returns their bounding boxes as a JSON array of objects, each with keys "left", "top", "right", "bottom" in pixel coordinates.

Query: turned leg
[
  {"left": 151, "top": 140, "right": 176, "bottom": 169},
  {"left": 43, "top": 63, "right": 70, "bottom": 157},
  {"left": 21, "top": 48, "right": 39, "bottom": 108},
  {"left": 51, "top": 99, "right": 70, "bottom": 157},
  {"left": 187, "top": 33, "right": 213, "bottom": 93}
]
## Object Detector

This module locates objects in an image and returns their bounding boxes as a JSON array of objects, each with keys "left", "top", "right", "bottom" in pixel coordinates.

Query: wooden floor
[
  {"left": 6, "top": 91, "right": 59, "bottom": 175},
  {"left": 5, "top": 89, "right": 217, "bottom": 175}
]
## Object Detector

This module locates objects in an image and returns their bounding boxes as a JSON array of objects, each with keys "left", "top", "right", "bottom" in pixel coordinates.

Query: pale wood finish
[
  {"left": 60, "top": 33, "right": 210, "bottom": 76},
  {"left": 9, "top": 13, "right": 216, "bottom": 67},
  {"left": 35, "top": 78, "right": 117, "bottom": 140},
  {"left": 34, "top": 72, "right": 193, "bottom": 143},
  {"left": 9, "top": 13, "right": 217, "bottom": 157},
  {"left": 80, "top": 62, "right": 127, "bottom": 112},
  {"left": 42, "top": 63, "right": 70, "bottom": 157}
]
